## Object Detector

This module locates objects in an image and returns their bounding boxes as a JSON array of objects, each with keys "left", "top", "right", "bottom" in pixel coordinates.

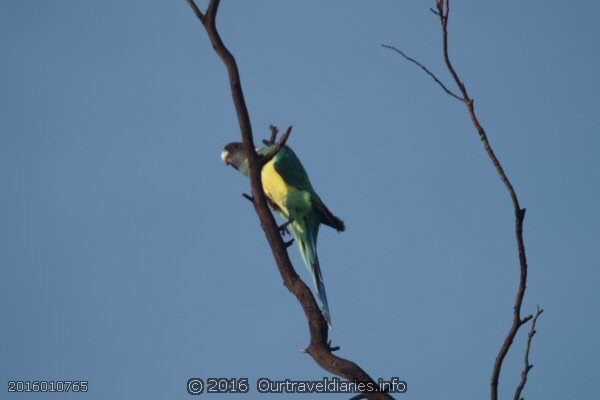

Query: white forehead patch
[{"left": 220, "top": 150, "right": 229, "bottom": 163}]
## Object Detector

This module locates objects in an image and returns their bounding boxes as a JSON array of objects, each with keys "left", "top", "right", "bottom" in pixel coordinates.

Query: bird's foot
[
  {"left": 242, "top": 193, "right": 254, "bottom": 203},
  {"left": 327, "top": 340, "right": 340, "bottom": 352},
  {"left": 284, "top": 238, "right": 295, "bottom": 248},
  {"left": 278, "top": 221, "right": 292, "bottom": 236}
]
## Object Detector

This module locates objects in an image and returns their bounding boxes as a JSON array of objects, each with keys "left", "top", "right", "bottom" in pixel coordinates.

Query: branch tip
[
  {"left": 521, "top": 315, "right": 533, "bottom": 325},
  {"left": 260, "top": 125, "right": 293, "bottom": 165},
  {"left": 513, "top": 306, "right": 543, "bottom": 400},
  {"left": 382, "top": 44, "right": 464, "bottom": 102},
  {"left": 268, "top": 125, "right": 279, "bottom": 144},
  {"left": 242, "top": 193, "right": 254, "bottom": 203},
  {"left": 186, "top": 0, "right": 206, "bottom": 24}
]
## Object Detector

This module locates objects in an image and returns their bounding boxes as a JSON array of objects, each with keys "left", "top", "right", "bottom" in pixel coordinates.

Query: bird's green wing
[
  {"left": 272, "top": 146, "right": 314, "bottom": 192},
  {"left": 271, "top": 145, "right": 345, "bottom": 231}
]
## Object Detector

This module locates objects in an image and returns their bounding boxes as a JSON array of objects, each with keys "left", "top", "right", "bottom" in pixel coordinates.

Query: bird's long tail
[{"left": 294, "top": 217, "right": 331, "bottom": 327}]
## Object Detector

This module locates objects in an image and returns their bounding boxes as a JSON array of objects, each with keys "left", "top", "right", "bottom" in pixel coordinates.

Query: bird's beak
[
  {"left": 221, "top": 149, "right": 230, "bottom": 164},
  {"left": 221, "top": 149, "right": 239, "bottom": 170}
]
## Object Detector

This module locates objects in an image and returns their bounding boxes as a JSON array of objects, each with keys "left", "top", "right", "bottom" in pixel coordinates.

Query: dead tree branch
[
  {"left": 263, "top": 124, "right": 279, "bottom": 146},
  {"left": 385, "top": 1, "right": 540, "bottom": 399},
  {"left": 513, "top": 306, "right": 543, "bottom": 400},
  {"left": 259, "top": 125, "right": 293, "bottom": 165},
  {"left": 186, "top": 1, "right": 392, "bottom": 398},
  {"left": 381, "top": 44, "right": 463, "bottom": 101}
]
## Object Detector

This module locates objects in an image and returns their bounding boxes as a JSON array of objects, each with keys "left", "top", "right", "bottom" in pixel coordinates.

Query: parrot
[{"left": 220, "top": 142, "right": 345, "bottom": 326}]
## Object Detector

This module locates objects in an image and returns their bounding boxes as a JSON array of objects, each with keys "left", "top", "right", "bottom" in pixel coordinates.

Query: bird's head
[{"left": 221, "top": 142, "right": 249, "bottom": 174}]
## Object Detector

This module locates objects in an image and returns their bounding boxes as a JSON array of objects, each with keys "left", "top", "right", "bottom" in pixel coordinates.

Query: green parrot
[{"left": 221, "top": 142, "right": 345, "bottom": 326}]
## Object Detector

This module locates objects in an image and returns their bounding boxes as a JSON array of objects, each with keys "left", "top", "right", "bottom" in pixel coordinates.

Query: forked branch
[
  {"left": 513, "top": 306, "right": 544, "bottom": 400},
  {"left": 263, "top": 124, "right": 280, "bottom": 146},
  {"left": 385, "top": 1, "right": 541, "bottom": 399},
  {"left": 260, "top": 125, "right": 293, "bottom": 165},
  {"left": 186, "top": 1, "right": 392, "bottom": 398}
]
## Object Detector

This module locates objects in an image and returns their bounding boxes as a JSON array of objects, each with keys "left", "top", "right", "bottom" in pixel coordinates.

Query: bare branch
[
  {"left": 186, "top": 1, "right": 392, "bottom": 398},
  {"left": 381, "top": 44, "right": 463, "bottom": 102},
  {"left": 435, "top": 2, "right": 536, "bottom": 399},
  {"left": 388, "top": 1, "right": 539, "bottom": 399},
  {"left": 513, "top": 306, "right": 544, "bottom": 400},
  {"left": 520, "top": 314, "right": 533, "bottom": 326},
  {"left": 263, "top": 124, "right": 279, "bottom": 146},
  {"left": 186, "top": 0, "right": 205, "bottom": 24},
  {"left": 260, "top": 125, "right": 292, "bottom": 165},
  {"left": 241, "top": 193, "right": 254, "bottom": 203},
  {"left": 429, "top": 7, "right": 440, "bottom": 17}
]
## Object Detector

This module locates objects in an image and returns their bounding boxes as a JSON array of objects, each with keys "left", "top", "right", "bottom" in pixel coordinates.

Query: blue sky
[{"left": 1, "top": 1, "right": 599, "bottom": 399}]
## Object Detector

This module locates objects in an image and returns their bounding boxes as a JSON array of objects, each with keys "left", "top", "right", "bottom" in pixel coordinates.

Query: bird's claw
[
  {"left": 327, "top": 340, "right": 340, "bottom": 352},
  {"left": 284, "top": 238, "right": 295, "bottom": 248},
  {"left": 278, "top": 221, "right": 291, "bottom": 236}
]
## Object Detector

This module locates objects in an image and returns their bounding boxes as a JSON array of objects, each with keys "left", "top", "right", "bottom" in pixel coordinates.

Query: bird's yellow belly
[{"left": 261, "top": 159, "right": 293, "bottom": 217}]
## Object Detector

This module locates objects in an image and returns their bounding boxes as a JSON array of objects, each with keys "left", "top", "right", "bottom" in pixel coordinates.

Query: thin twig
[
  {"left": 186, "top": 0, "right": 205, "bottom": 24},
  {"left": 186, "top": 1, "right": 392, "bottom": 398},
  {"left": 263, "top": 124, "right": 279, "bottom": 146},
  {"left": 381, "top": 44, "right": 464, "bottom": 101},
  {"left": 241, "top": 193, "right": 254, "bottom": 203},
  {"left": 429, "top": 7, "right": 440, "bottom": 17},
  {"left": 513, "top": 306, "right": 544, "bottom": 400},
  {"left": 260, "top": 125, "right": 292, "bottom": 165},
  {"left": 387, "top": 1, "right": 539, "bottom": 399}
]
